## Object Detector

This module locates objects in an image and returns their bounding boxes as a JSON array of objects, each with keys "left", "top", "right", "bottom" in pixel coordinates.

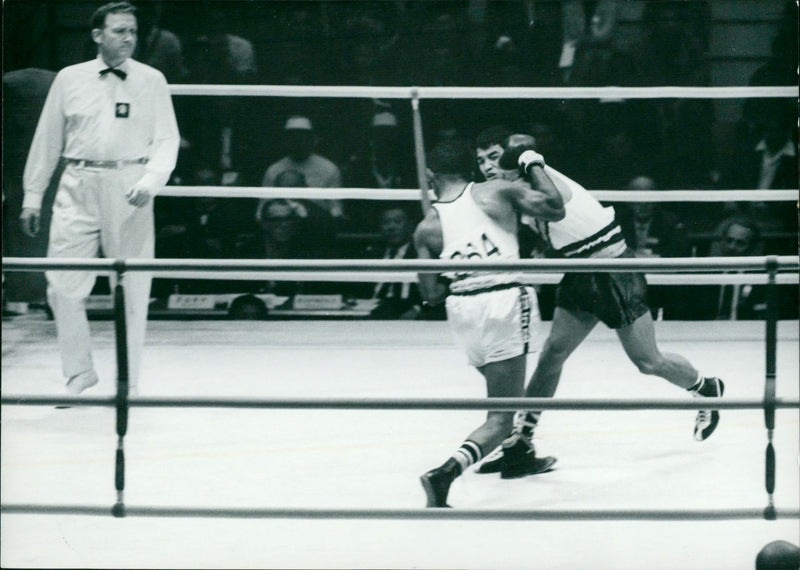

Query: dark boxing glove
[{"left": 498, "top": 134, "right": 545, "bottom": 175}]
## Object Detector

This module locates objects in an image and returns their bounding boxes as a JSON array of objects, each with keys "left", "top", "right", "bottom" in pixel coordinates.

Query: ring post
[
  {"left": 410, "top": 88, "right": 431, "bottom": 215},
  {"left": 112, "top": 260, "right": 129, "bottom": 518},
  {"left": 763, "top": 255, "right": 778, "bottom": 520}
]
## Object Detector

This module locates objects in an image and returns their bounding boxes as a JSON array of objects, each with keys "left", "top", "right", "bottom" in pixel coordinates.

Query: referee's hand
[
  {"left": 19, "top": 207, "right": 41, "bottom": 237},
  {"left": 125, "top": 184, "right": 151, "bottom": 207}
]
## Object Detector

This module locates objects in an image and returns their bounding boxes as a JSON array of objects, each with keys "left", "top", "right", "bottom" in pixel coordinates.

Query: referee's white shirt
[{"left": 22, "top": 55, "right": 179, "bottom": 209}]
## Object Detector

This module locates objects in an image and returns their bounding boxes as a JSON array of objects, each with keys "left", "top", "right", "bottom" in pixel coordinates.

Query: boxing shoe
[
  {"left": 477, "top": 412, "right": 539, "bottom": 474},
  {"left": 499, "top": 434, "right": 557, "bottom": 480},
  {"left": 66, "top": 370, "right": 99, "bottom": 395},
  {"left": 476, "top": 445, "right": 504, "bottom": 474},
  {"left": 693, "top": 377, "right": 725, "bottom": 441},
  {"left": 420, "top": 458, "right": 459, "bottom": 508}
]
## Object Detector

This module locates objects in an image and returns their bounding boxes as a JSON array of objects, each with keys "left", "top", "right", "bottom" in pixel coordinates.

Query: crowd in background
[{"left": 3, "top": 0, "right": 798, "bottom": 320}]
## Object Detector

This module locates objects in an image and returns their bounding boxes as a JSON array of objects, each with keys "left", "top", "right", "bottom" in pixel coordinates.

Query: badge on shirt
[{"left": 115, "top": 103, "right": 130, "bottom": 118}]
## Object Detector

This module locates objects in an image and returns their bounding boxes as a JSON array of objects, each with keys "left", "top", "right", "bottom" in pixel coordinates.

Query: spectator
[
  {"left": 673, "top": 216, "right": 796, "bottom": 321},
  {"left": 248, "top": 196, "right": 338, "bottom": 297},
  {"left": 245, "top": 169, "right": 337, "bottom": 296},
  {"left": 157, "top": 167, "right": 253, "bottom": 259},
  {"left": 485, "top": 34, "right": 527, "bottom": 87},
  {"left": 264, "top": 2, "right": 328, "bottom": 85},
  {"left": 415, "top": 11, "right": 471, "bottom": 86},
  {"left": 635, "top": 1, "right": 714, "bottom": 189},
  {"left": 726, "top": 103, "right": 798, "bottom": 237},
  {"left": 264, "top": 168, "right": 336, "bottom": 258},
  {"left": 360, "top": 205, "right": 426, "bottom": 320},
  {"left": 228, "top": 294, "right": 268, "bottom": 320},
  {"left": 344, "top": 110, "right": 417, "bottom": 230},
  {"left": 255, "top": 199, "right": 311, "bottom": 260},
  {"left": 708, "top": 217, "right": 767, "bottom": 321},
  {"left": 742, "top": 1, "right": 799, "bottom": 135},
  {"left": 711, "top": 216, "right": 764, "bottom": 258},
  {"left": 559, "top": 0, "right": 626, "bottom": 86},
  {"left": 2, "top": 68, "right": 57, "bottom": 312},
  {"left": 178, "top": 7, "right": 264, "bottom": 186},
  {"left": 756, "top": 540, "right": 800, "bottom": 570},
  {"left": 616, "top": 176, "right": 692, "bottom": 319},
  {"left": 334, "top": 3, "right": 403, "bottom": 86},
  {"left": 133, "top": 0, "right": 187, "bottom": 84},
  {"left": 617, "top": 177, "right": 692, "bottom": 259},
  {"left": 582, "top": 110, "right": 643, "bottom": 191},
  {"left": 345, "top": 111, "right": 415, "bottom": 190},
  {"left": 154, "top": 168, "right": 254, "bottom": 298},
  {"left": 261, "top": 116, "right": 344, "bottom": 221}
]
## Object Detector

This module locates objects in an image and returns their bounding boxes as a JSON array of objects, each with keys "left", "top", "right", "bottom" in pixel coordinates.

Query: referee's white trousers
[{"left": 46, "top": 163, "right": 154, "bottom": 387}]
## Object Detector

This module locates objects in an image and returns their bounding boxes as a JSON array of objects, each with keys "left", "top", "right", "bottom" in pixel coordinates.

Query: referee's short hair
[{"left": 91, "top": 1, "right": 136, "bottom": 30}]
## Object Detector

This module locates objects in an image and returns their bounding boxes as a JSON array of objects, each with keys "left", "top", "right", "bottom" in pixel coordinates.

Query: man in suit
[{"left": 364, "top": 205, "right": 426, "bottom": 319}]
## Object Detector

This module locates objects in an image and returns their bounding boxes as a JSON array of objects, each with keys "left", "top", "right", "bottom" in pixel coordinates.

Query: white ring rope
[
  {"left": 3, "top": 503, "right": 798, "bottom": 521},
  {"left": 2, "top": 395, "right": 798, "bottom": 411},
  {"left": 149, "top": 271, "right": 800, "bottom": 285},
  {"left": 4, "top": 258, "right": 798, "bottom": 284},
  {"left": 3, "top": 255, "right": 798, "bottom": 274},
  {"left": 168, "top": 84, "right": 799, "bottom": 99},
  {"left": 158, "top": 186, "right": 799, "bottom": 202}
]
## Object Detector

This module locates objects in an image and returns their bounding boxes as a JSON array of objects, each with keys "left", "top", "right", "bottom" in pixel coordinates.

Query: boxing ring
[{"left": 2, "top": 84, "right": 799, "bottom": 569}]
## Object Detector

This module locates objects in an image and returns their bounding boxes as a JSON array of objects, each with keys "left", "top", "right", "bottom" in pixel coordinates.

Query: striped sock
[
  {"left": 518, "top": 411, "right": 539, "bottom": 438},
  {"left": 451, "top": 440, "right": 483, "bottom": 475},
  {"left": 688, "top": 373, "right": 704, "bottom": 392}
]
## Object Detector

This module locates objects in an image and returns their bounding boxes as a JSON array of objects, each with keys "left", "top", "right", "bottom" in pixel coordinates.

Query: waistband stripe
[
  {"left": 64, "top": 157, "right": 148, "bottom": 169},
  {"left": 556, "top": 221, "right": 620, "bottom": 257},
  {"left": 448, "top": 282, "right": 525, "bottom": 297}
]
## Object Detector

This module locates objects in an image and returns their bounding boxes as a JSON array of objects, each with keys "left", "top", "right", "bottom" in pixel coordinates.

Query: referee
[{"left": 19, "top": 2, "right": 180, "bottom": 395}]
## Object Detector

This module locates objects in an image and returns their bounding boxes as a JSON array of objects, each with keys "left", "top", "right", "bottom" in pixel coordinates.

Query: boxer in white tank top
[
  {"left": 415, "top": 139, "right": 564, "bottom": 507},
  {"left": 470, "top": 133, "right": 725, "bottom": 477},
  {"left": 524, "top": 165, "right": 627, "bottom": 259},
  {"left": 434, "top": 181, "right": 539, "bottom": 366}
]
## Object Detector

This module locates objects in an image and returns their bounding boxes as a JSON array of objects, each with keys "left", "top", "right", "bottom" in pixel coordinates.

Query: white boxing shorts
[{"left": 445, "top": 284, "right": 541, "bottom": 367}]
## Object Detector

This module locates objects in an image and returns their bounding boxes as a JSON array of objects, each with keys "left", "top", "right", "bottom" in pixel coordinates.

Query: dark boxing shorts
[{"left": 555, "top": 249, "right": 650, "bottom": 329}]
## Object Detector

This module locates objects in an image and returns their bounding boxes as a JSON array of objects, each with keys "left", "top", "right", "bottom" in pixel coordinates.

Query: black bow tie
[{"left": 99, "top": 67, "right": 127, "bottom": 80}]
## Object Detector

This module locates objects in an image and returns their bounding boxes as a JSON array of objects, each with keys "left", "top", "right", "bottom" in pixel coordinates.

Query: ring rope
[
  {"left": 157, "top": 186, "right": 799, "bottom": 202},
  {"left": 1, "top": 504, "right": 798, "bottom": 521},
  {"left": 167, "top": 84, "right": 800, "bottom": 99},
  {"left": 2, "top": 395, "right": 798, "bottom": 411},
  {"left": 3, "top": 255, "right": 798, "bottom": 274},
  {"left": 146, "top": 272, "right": 799, "bottom": 285}
]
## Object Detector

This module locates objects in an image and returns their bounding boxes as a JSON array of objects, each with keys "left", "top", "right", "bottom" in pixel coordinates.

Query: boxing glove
[{"left": 498, "top": 134, "right": 545, "bottom": 175}]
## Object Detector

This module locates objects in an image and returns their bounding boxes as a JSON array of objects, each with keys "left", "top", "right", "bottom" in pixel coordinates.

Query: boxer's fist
[{"left": 498, "top": 134, "right": 545, "bottom": 174}]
